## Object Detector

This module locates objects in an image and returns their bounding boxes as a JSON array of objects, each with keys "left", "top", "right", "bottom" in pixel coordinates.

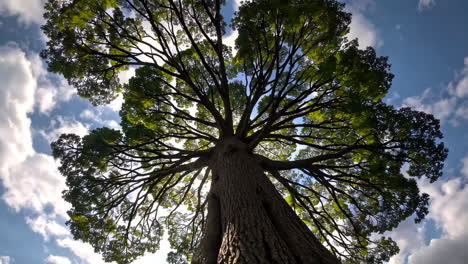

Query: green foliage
[
  {"left": 44, "top": 0, "right": 447, "bottom": 263},
  {"left": 52, "top": 132, "right": 163, "bottom": 264},
  {"left": 41, "top": 0, "right": 136, "bottom": 105}
]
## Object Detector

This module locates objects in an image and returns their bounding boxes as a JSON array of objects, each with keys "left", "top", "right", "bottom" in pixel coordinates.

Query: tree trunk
[{"left": 193, "top": 137, "right": 341, "bottom": 264}]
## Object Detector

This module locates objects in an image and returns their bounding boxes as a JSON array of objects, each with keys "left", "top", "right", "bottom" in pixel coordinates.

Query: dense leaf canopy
[{"left": 43, "top": 0, "right": 447, "bottom": 263}]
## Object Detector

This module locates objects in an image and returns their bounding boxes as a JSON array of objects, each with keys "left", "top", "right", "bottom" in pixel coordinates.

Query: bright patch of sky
[{"left": 0, "top": 0, "right": 467, "bottom": 263}]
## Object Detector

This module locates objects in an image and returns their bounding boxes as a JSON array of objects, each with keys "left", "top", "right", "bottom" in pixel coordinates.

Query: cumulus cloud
[
  {"left": 0, "top": 45, "right": 70, "bottom": 217},
  {"left": 220, "top": 0, "right": 244, "bottom": 51},
  {"left": 0, "top": 256, "right": 12, "bottom": 264},
  {"left": 409, "top": 234, "right": 468, "bottom": 264},
  {"left": 462, "top": 157, "right": 468, "bottom": 177},
  {"left": 26, "top": 215, "right": 70, "bottom": 241},
  {"left": 31, "top": 55, "right": 75, "bottom": 113},
  {"left": 38, "top": 116, "right": 89, "bottom": 143},
  {"left": 394, "top": 58, "right": 468, "bottom": 263},
  {"left": 451, "top": 57, "right": 468, "bottom": 98},
  {"left": 454, "top": 77, "right": 468, "bottom": 98},
  {"left": 387, "top": 156, "right": 468, "bottom": 263},
  {"left": 347, "top": 13, "right": 382, "bottom": 48},
  {"left": 46, "top": 255, "right": 72, "bottom": 264},
  {"left": 403, "top": 89, "right": 457, "bottom": 122},
  {"left": 104, "top": 94, "right": 125, "bottom": 113},
  {"left": 386, "top": 216, "right": 426, "bottom": 264},
  {"left": 0, "top": 44, "right": 74, "bottom": 115},
  {"left": 56, "top": 238, "right": 110, "bottom": 264},
  {"left": 0, "top": 44, "right": 107, "bottom": 264},
  {"left": 0, "top": 0, "right": 45, "bottom": 24},
  {"left": 408, "top": 174, "right": 468, "bottom": 264},
  {"left": 421, "top": 179, "right": 468, "bottom": 239},
  {"left": 80, "top": 108, "right": 121, "bottom": 130},
  {"left": 2, "top": 154, "right": 70, "bottom": 218},
  {"left": 118, "top": 67, "right": 136, "bottom": 86},
  {"left": 223, "top": 30, "right": 239, "bottom": 54},
  {"left": 418, "top": 0, "right": 436, "bottom": 11},
  {"left": 402, "top": 57, "right": 468, "bottom": 125},
  {"left": 449, "top": 104, "right": 468, "bottom": 126},
  {"left": 0, "top": 45, "right": 35, "bottom": 159},
  {"left": 345, "top": 0, "right": 383, "bottom": 49}
]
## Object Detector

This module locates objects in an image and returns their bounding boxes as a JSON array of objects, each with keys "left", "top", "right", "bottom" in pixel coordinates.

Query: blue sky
[{"left": 0, "top": 0, "right": 467, "bottom": 263}]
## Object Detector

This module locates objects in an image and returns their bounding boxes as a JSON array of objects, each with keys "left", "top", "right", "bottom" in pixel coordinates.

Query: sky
[{"left": 0, "top": 0, "right": 467, "bottom": 263}]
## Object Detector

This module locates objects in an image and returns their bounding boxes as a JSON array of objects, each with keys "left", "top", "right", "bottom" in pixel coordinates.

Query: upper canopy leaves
[{"left": 44, "top": 0, "right": 447, "bottom": 263}]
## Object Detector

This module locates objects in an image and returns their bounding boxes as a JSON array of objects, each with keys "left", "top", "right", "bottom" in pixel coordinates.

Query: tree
[{"left": 42, "top": 0, "right": 447, "bottom": 263}]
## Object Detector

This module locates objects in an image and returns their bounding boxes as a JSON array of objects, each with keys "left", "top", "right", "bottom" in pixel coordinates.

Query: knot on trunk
[{"left": 217, "top": 136, "right": 248, "bottom": 156}]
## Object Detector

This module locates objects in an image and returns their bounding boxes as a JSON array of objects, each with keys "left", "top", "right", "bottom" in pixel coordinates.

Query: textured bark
[
  {"left": 194, "top": 137, "right": 341, "bottom": 264},
  {"left": 192, "top": 193, "right": 222, "bottom": 264}
]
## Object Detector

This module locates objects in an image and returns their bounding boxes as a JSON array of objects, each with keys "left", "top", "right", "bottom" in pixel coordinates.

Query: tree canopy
[{"left": 43, "top": 0, "right": 447, "bottom": 263}]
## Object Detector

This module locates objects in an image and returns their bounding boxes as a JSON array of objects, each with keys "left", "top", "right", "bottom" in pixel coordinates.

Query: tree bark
[{"left": 194, "top": 137, "right": 341, "bottom": 264}]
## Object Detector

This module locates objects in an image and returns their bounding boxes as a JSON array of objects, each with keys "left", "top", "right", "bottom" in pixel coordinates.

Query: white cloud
[
  {"left": 80, "top": 108, "right": 121, "bottom": 130},
  {"left": 454, "top": 77, "right": 468, "bottom": 97},
  {"left": 56, "top": 238, "right": 109, "bottom": 264},
  {"left": 2, "top": 154, "right": 70, "bottom": 218},
  {"left": 118, "top": 67, "right": 136, "bottom": 85},
  {"left": 35, "top": 86, "right": 58, "bottom": 113},
  {"left": 46, "top": 255, "right": 72, "bottom": 264},
  {"left": 220, "top": 0, "right": 244, "bottom": 51},
  {"left": 0, "top": 44, "right": 74, "bottom": 116},
  {"left": 0, "top": 0, "right": 45, "bottom": 24},
  {"left": 403, "top": 89, "right": 457, "bottom": 122},
  {"left": 0, "top": 45, "right": 70, "bottom": 217},
  {"left": 26, "top": 215, "right": 70, "bottom": 241},
  {"left": 345, "top": 0, "right": 383, "bottom": 48},
  {"left": 0, "top": 44, "right": 107, "bottom": 264},
  {"left": 0, "top": 45, "right": 36, "bottom": 158},
  {"left": 409, "top": 234, "right": 468, "bottom": 264},
  {"left": 28, "top": 53, "right": 75, "bottom": 113},
  {"left": 386, "top": 217, "right": 426, "bottom": 264},
  {"left": 395, "top": 60, "right": 468, "bottom": 263},
  {"left": 449, "top": 104, "right": 468, "bottom": 126},
  {"left": 38, "top": 116, "right": 89, "bottom": 143},
  {"left": 105, "top": 94, "right": 124, "bottom": 113},
  {"left": 388, "top": 156, "right": 468, "bottom": 263},
  {"left": 0, "top": 256, "right": 12, "bottom": 264},
  {"left": 348, "top": 13, "right": 382, "bottom": 48},
  {"left": 451, "top": 57, "right": 468, "bottom": 98},
  {"left": 79, "top": 109, "right": 97, "bottom": 120},
  {"left": 407, "top": 175, "right": 468, "bottom": 264},
  {"left": 223, "top": 30, "right": 239, "bottom": 54},
  {"left": 233, "top": 0, "right": 243, "bottom": 9},
  {"left": 421, "top": 178, "right": 468, "bottom": 238},
  {"left": 418, "top": 0, "right": 436, "bottom": 11},
  {"left": 402, "top": 57, "right": 468, "bottom": 125},
  {"left": 462, "top": 157, "right": 468, "bottom": 178}
]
